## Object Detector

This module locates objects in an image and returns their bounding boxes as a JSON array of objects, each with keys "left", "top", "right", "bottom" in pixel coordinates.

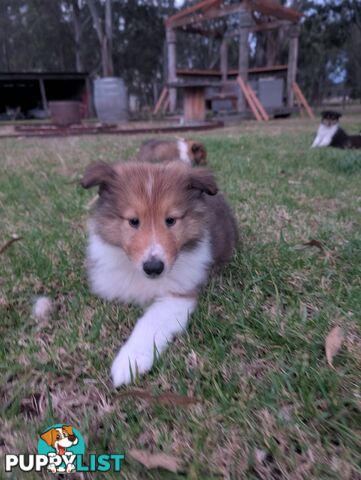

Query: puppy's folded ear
[
  {"left": 40, "top": 428, "right": 56, "bottom": 446},
  {"left": 188, "top": 168, "right": 218, "bottom": 196},
  {"left": 81, "top": 162, "right": 116, "bottom": 194},
  {"left": 62, "top": 425, "right": 74, "bottom": 436}
]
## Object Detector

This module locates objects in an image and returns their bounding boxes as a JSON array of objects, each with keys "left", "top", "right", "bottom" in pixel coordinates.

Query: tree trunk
[
  {"left": 86, "top": 0, "right": 114, "bottom": 76},
  {"left": 72, "top": 0, "right": 83, "bottom": 72},
  {"left": 105, "top": 0, "right": 113, "bottom": 75}
]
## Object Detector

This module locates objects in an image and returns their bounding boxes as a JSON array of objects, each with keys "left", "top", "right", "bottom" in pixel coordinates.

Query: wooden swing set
[{"left": 155, "top": 0, "right": 314, "bottom": 122}]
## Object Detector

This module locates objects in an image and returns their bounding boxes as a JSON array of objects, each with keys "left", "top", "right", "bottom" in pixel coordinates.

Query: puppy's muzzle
[{"left": 143, "top": 257, "right": 164, "bottom": 278}]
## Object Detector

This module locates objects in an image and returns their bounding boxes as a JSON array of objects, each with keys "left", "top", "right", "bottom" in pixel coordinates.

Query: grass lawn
[{"left": 1, "top": 114, "right": 361, "bottom": 479}]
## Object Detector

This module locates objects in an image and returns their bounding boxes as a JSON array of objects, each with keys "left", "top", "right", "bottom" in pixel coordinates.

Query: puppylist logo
[{"left": 5, "top": 424, "right": 124, "bottom": 474}]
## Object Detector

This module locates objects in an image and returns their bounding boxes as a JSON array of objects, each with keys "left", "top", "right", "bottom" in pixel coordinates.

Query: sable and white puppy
[
  {"left": 137, "top": 138, "right": 207, "bottom": 165},
  {"left": 312, "top": 111, "right": 361, "bottom": 148},
  {"left": 81, "top": 161, "right": 237, "bottom": 387}
]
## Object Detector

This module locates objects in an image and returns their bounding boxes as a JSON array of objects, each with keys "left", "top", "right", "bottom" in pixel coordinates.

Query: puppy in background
[
  {"left": 312, "top": 111, "right": 361, "bottom": 149},
  {"left": 137, "top": 138, "right": 207, "bottom": 166},
  {"left": 81, "top": 160, "right": 237, "bottom": 387}
]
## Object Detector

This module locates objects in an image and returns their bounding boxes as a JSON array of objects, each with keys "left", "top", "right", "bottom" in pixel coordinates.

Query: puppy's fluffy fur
[
  {"left": 81, "top": 161, "right": 237, "bottom": 386},
  {"left": 137, "top": 138, "right": 207, "bottom": 165},
  {"left": 312, "top": 111, "right": 361, "bottom": 149}
]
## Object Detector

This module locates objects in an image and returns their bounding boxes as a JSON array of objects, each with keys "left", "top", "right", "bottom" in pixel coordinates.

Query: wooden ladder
[
  {"left": 292, "top": 82, "right": 315, "bottom": 119},
  {"left": 237, "top": 76, "right": 269, "bottom": 122},
  {"left": 153, "top": 87, "right": 169, "bottom": 115}
]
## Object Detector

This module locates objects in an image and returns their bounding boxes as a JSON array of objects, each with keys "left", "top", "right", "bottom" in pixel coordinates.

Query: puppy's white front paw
[{"left": 111, "top": 345, "right": 154, "bottom": 387}]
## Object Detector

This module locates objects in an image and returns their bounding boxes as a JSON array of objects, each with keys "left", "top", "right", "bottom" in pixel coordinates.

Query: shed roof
[{"left": 0, "top": 72, "right": 89, "bottom": 81}]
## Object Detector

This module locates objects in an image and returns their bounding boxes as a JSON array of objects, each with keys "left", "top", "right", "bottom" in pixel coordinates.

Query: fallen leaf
[
  {"left": 303, "top": 239, "right": 324, "bottom": 252},
  {"left": 325, "top": 326, "right": 344, "bottom": 367},
  {"left": 0, "top": 235, "right": 23, "bottom": 255},
  {"left": 128, "top": 449, "right": 184, "bottom": 473},
  {"left": 117, "top": 389, "right": 199, "bottom": 407}
]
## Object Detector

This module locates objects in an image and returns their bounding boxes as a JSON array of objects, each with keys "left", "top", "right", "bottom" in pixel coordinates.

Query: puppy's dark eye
[
  {"left": 165, "top": 217, "right": 176, "bottom": 227},
  {"left": 129, "top": 218, "right": 140, "bottom": 228}
]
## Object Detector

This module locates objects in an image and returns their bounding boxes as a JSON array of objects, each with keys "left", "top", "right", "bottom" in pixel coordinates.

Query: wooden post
[
  {"left": 287, "top": 24, "right": 300, "bottom": 108},
  {"left": 39, "top": 78, "right": 48, "bottom": 112},
  {"left": 184, "top": 86, "right": 206, "bottom": 124},
  {"left": 220, "top": 38, "right": 228, "bottom": 83},
  {"left": 166, "top": 27, "right": 177, "bottom": 113},
  {"left": 238, "top": 9, "right": 252, "bottom": 112}
]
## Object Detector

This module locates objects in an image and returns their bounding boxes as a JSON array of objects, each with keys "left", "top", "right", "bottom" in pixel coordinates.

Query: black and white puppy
[{"left": 312, "top": 111, "right": 361, "bottom": 149}]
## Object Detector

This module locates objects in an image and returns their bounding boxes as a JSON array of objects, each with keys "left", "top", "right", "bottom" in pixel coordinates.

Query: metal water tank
[{"left": 93, "top": 77, "right": 128, "bottom": 123}]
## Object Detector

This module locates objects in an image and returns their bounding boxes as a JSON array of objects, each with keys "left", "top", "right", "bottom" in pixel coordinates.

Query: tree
[{"left": 85, "top": 0, "right": 113, "bottom": 76}]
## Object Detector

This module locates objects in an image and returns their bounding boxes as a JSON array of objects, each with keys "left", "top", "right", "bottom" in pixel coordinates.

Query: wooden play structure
[{"left": 156, "top": 0, "right": 314, "bottom": 123}]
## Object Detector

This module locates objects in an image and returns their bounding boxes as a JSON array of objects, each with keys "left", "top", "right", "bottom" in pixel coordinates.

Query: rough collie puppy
[
  {"left": 312, "top": 111, "right": 361, "bottom": 149},
  {"left": 81, "top": 161, "right": 237, "bottom": 386},
  {"left": 137, "top": 138, "right": 207, "bottom": 165}
]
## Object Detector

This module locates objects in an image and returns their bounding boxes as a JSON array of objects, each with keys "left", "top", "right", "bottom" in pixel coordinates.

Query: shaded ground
[{"left": 1, "top": 113, "right": 361, "bottom": 479}]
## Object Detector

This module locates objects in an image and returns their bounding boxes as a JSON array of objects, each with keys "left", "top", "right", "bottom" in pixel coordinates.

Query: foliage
[
  {"left": 298, "top": 0, "right": 361, "bottom": 102},
  {"left": 0, "top": 0, "right": 360, "bottom": 107}
]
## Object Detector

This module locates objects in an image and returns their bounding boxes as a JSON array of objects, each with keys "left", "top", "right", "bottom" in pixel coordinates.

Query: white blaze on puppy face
[
  {"left": 177, "top": 139, "right": 191, "bottom": 164},
  {"left": 142, "top": 242, "right": 166, "bottom": 264}
]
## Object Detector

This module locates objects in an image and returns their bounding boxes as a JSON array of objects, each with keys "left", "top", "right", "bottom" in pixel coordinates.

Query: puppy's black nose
[{"left": 143, "top": 259, "right": 164, "bottom": 277}]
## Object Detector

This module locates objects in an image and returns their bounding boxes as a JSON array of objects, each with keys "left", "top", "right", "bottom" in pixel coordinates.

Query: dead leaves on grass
[
  {"left": 128, "top": 449, "right": 184, "bottom": 473},
  {"left": 325, "top": 326, "right": 344, "bottom": 368},
  {"left": 296, "top": 238, "right": 338, "bottom": 265}
]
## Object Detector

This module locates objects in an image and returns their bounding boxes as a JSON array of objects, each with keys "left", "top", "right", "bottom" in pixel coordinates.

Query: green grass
[{"left": 1, "top": 116, "right": 361, "bottom": 479}]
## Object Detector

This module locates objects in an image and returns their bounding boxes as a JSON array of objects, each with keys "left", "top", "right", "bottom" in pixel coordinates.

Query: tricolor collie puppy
[
  {"left": 137, "top": 138, "right": 207, "bottom": 166},
  {"left": 312, "top": 111, "right": 361, "bottom": 149},
  {"left": 81, "top": 161, "right": 237, "bottom": 386}
]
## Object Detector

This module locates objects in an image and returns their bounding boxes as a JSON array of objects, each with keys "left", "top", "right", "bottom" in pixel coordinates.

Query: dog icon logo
[{"left": 38, "top": 424, "right": 85, "bottom": 474}]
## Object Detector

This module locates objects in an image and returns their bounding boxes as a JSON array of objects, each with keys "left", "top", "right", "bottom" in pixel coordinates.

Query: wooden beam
[
  {"left": 178, "top": 25, "right": 224, "bottom": 37},
  {"left": 293, "top": 82, "right": 315, "bottom": 119},
  {"left": 237, "top": 76, "right": 263, "bottom": 121},
  {"left": 176, "top": 64, "right": 288, "bottom": 77},
  {"left": 180, "top": 19, "right": 288, "bottom": 37},
  {"left": 166, "top": 0, "right": 220, "bottom": 27},
  {"left": 237, "top": 76, "right": 269, "bottom": 121},
  {"left": 238, "top": 8, "right": 252, "bottom": 112},
  {"left": 153, "top": 87, "right": 169, "bottom": 115},
  {"left": 169, "top": 3, "right": 250, "bottom": 29},
  {"left": 247, "top": 84, "right": 269, "bottom": 120},
  {"left": 39, "top": 79, "right": 48, "bottom": 112},
  {"left": 249, "top": 0, "right": 302, "bottom": 22},
  {"left": 184, "top": 86, "right": 206, "bottom": 123},
  {"left": 225, "top": 19, "right": 290, "bottom": 36},
  {"left": 287, "top": 24, "right": 299, "bottom": 107}
]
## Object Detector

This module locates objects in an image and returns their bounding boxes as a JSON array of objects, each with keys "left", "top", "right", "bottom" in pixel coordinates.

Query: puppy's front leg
[
  {"left": 111, "top": 296, "right": 196, "bottom": 387},
  {"left": 311, "top": 132, "right": 321, "bottom": 147}
]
